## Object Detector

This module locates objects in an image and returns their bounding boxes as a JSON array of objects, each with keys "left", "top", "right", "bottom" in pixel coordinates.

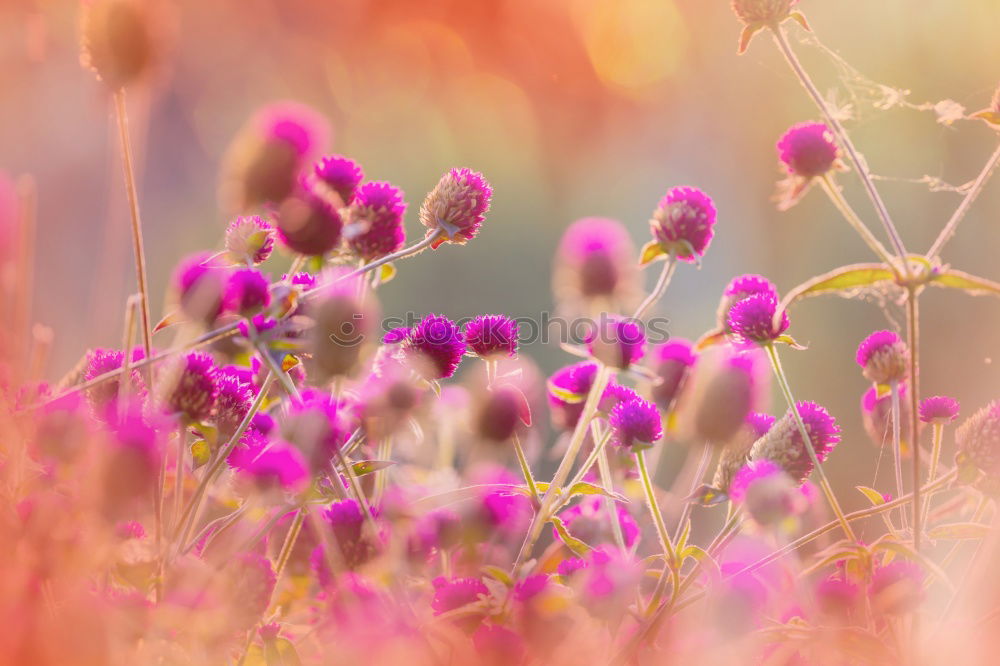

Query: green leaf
[
  {"left": 351, "top": 460, "right": 395, "bottom": 477},
  {"left": 686, "top": 484, "right": 728, "bottom": 507},
  {"left": 773, "top": 334, "right": 807, "bottom": 351},
  {"left": 927, "top": 522, "right": 992, "bottom": 541},
  {"left": 264, "top": 637, "right": 303, "bottom": 666},
  {"left": 190, "top": 439, "right": 211, "bottom": 469},
  {"left": 482, "top": 565, "right": 514, "bottom": 586},
  {"left": 550, "top": 515, "right": 593, "bottom": 556},
  {"left": 534, "top": 481, "right": 629, "bottom": 503},
  {"left": 378, "top": 262, "right": 397, "bottom": 284},
  {"left": 680, "top": 544, "right": 721, "bottom": 583},
  {"left": 787, "top": 11, "right": 811, "bottom": 31},
  {"left": 930, "top": 268, "right": 1000, "bottom": 298},
  {"left": 639, "top": 240, "right": 666, "bottom": 266},
  {"left": 778, "top": 263, "right": 897, "bottom": 314},
  {"left": 856, "top": 485, "right": 887, "bottom": 506}
]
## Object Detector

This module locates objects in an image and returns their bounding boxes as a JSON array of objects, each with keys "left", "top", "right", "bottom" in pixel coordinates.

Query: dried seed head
[
  {"left": 955, "top": 400, "right": 1000, "bottom": 475},
  {"left": 856, "top": 330, "right": 909, "bottom": 385},
  {"left": 80, "top": 0, "right": 155, "bottom": 89},
  {"left": 731, "top": 0, "right": 796, "bottom": 25},
  {"left": 419, "top": 168, "right": 492, "bottom": 247},
  {"left": 749, "top": 400, "right": 840, "bottom": 485}
]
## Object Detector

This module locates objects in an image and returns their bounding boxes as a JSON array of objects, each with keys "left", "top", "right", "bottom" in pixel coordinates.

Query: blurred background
[{"left": 1, "top": 0, "right": 999, "bottom": 508}]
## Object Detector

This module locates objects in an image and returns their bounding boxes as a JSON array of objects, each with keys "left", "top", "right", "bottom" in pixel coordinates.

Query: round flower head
[
  {"left": 553, "top": 217, "right": 637, "bottom": 311},
  {"left": 919, "top": 395, "right": 960, "bottom": 425},
  {"left": 314, "top": 499, "right": 374, "bottom": 569},
  {"left": 599, "top": 381, "right": 641, "bottom": 414},
  {"left": 103, "top": 405, "right": 162, "bottom": 509},
  {"left": 403, "top": 314, "right": 466, "bottom": 379},
  {"left": 649, "top": 339, "right": 696, "bottom": 411},
  {"left": 732, "top": 0, "right": 797, "bottom": 25},
  {"left": 816, "top": 576, "right": 861, "bottom": 619},
  {"left": 236, "top": 440, "right": 309, "bottom": 495},
  {"left": 358, "top": 364, "right": 426, "bottom": 439},
  {"left": 547, "top": 361, "right": 598, "bottom": 430},
  {"left": 713, "top": 411, "right": 776, "bottom": 494},
  {"left": 213, "top": 374, "right": 252, "bottom": 442},
  {"left": 280, "top": 389, "right": 352, "bottom": 473},
  {"left": 158, "top": 352, "right": 219, "bottom": 423},
  {"left": 419, "top": 168, "right": 492, "bottom": 248},
  {"left": 587, "top": 317, "right": 646, "bottom": 370},
  {"left": 464, "top": 314, "right": 518, "bottom": 359},
  {"left": 856, "top": 330, "right": 909, "bottom": 385},
  {"left": 715, "top": 274, "right": 779, "bottom": 332},
  {"left": 955, "top": 400, "right": 1000, "bottom": 475},
  {"left": 431, "top": 577, "right": 489, "bottom": 632},
  {"left": 344, "top": 181, "right": 407, "bottom": 262},
  {"left": 729, "top": 460, "right": 805, "bottom": 526},
  {"left": 750, "top": 401, "right": 840, "bottom": 484},
  {"left": 609, "top": 397, "right": 662, "bottom": 451},
  {"left": 313, "top": 155, "right": 364, "bottom": 205},
  {"left": 861, "top": 385, "right": 911, "bottom": 449},
  {"left": 648, "top": 186, "right": 717, "bottom": 263},
  {"left": 306, "top": 276, "right": 379, "bottom": 381},
  {"left": 727, "top": 293, "right": 789, "bottom": 344},
  {"left": 777, "top": 122, "right": 838, "bottom": 178},
  {"left": 80, "top": 0, "right": 155, "bottom": 89},
  {"left": 474, "top": 383, "right": 531, "bottom": 442},
  {"left": 84, "top": 347, "right": 146, "bottom": 414},
  {"left": 172, "top": 252, "right": 229, "bottom": 324},
  {"left": 869, "top": 561, "right": 924, "bottom": 616},
  {"left": 224, "top": 268, "right": 271, "bottom": 317},
  {"left": 225, "top": 215, "right": 275, "bottom": 265},
  {"left": 276, "top": 186, "right": 343, "bottom": 257},
  {"left": 682, "top": 348, "right": 762, "bottom": 446}
]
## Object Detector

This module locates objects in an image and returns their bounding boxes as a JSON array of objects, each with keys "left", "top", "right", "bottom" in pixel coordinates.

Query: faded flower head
[
  {"left": 681, "top": 348, "right": 764, "bottom": 446},
  {"left": 84, "top": 348, "right": 146, "bottom": 414},
  {"left": 587, "top": 317, "right": 645, "bottom": 369},
  {"left": 474, "top": 383, "right": 531, "bottom": 442},
  {"left": 919, "top": 395, "right": 960, "bottom": 425},
  {"left": 749, "top": 400, "right": 841, "bottom": 484},
  {"left": 224, "top": 268, "right": 271, "bottom": 317},
  {"left": 403, "top": 314, "right": 467, "bottom": 379},
  {"left": 553, "top": 217, "right": 637, "bottom": 312},
  {"left": 157, "top": 352, "right": 219, "bottom": 423},
  {"left": 80, "top": 0, "right": 156, "bottom": 89},
  {"left": 729, "top": 459, "right": 806, "bottom": 526},
  {"left": 778, "top": 122, "right": 838, "bottom": 179},
  {"left": 276, "top": 186, "right": 343, "bottom": 257},
  {"left": 172, "top": 252, "right": 229, "bottom": 324},
  {"left": 955, "top": 400, "right": 1000, "bottom": 475},
  {"left": 732, "top": 0, "right": 797, "bottom": 25},
  {"left": 869, "top": 561, "right": 924, "bottom": 616},
  {"left": 727, "top": 293, "right": 789, "bottom": 345},
  {"left": 464, "top": 314, "right": 518, "bottom": 360},
  {"left": 556, "top": 496, "right": 639, "bottom": 550},
  {"left": 213, "top": 373, "right": 252, "bottom": 443},
  {"left": 306, "top": 275, "right": 379, "bottom": 381},
  {"left": 281, "top": 389, "right": 353, "bottom": 472},
  {"left": 235, "top": 439, "right": 309, "bottom": 495},
  {"left": 547, "top": 361, "right": 598, "bottom": 430},
  {"left": 344, "top": 181, "right": 407, "bottom": 262},
  {"left": 649, "top": 339, "right": 696, "bottom": 412},
  {"left": 861, "top": 385, "right": 911, "bottom": 449},
  {"left": 313, "top": 155, "right": 364, "bottom": 205},
  {"left": 609, "top": 397, "right": 663, "bottom": 451},
  {"left": 419, "top": 168, "right": 492, "bottom": 248},
  {"left": 649, "top": 186, "right": 717, "bottom": 263},
  {"left": 314, "top": 499, "right": 375, "bottom": 570},
  {"left": 856, "top": 330, "right": 909, "bottom": 385},
  {"left": 225, "top": 215, "right": 275, "bottom": 265},
  {"left": 431, "top": 577, "right": 489, "bottom": 632}
]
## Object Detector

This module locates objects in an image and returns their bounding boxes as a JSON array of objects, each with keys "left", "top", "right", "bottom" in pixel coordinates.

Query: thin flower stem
[
  {"left": 561, "top": 425, "right": 613, "bottom": 505},
  {"left": 635, "top": 450, "right": 678, "bottom": 613},
  {"left": 372, "top": 437, "right": 393, "bottom": 506},
  {"left": 592, "top": 421, "right": 626, "bottom": 552},
  {"left": 173, "top": 424, "right": 187, "bottom": 534},
  {"left": 333, "top": 445, "right": 380, "bottom": 541},
  {"left": 330, "top": 229, "right": 441, "bottom": 287},
  {"left": 890, "top": 380, "right": 907, "bottom": 530},
  {"left": 273, "top": 507, "right": 306, "bottom": 580},
  {"left": 770, "top": 26, "right": 909, "bottom": 271},
  {"left": 906, "top": 290, "right": 923, "bottom": 552},
  {"left": 921, "top": 423, "right": 944, "bottom": 527},
  {"left": 672, "top": 443, "right": 712, "bottom": 544},
  {"left": 632, "top": 253, "right": 677, "bottom": 320},
  {"left": 818, "top": 175, "right": 899, "bottom": 272},
  {"left": 512, "top": 433, "right": 541, "bottom": 506},
  {"left": 764, "top": 343, "right": 856, "bottom": 542},
  {"left": 927, "top": 140, "right": 1000, "bottom": 259}
]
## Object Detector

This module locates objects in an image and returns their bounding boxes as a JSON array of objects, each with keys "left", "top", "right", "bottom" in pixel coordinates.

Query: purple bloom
[
  {"left": 554, "top": 217, "right": 637, "bottom": 306},
  {"left": 778, "top": 121, "right": 839, "bottom": 179},
  {"left": 287, "top": 271, "right": 316, "bottom": 290},
  {"left": 281, "top": 389, "right": 353, "bottom": 473},
  {"left": 729, "top": 459, "right": 805, "bottom": 526},
  {"left": 420, "top": 168, "right": 492, "bottom": 247},
  {"left": 587, "top": 317, "right": 646, "bottom": 369},
  {"left": 649, "top": 186, "right": 717, "bottom": 263},
  {"left": 404, "top": 314, "right": 466, "bottom": 379},
  {"left": 816, "top": 576, "right": 860, "bottom": 618},
  {"left": 684, "top": 348, "right": 762, "bottom": 445},
  {"left": 747, "top": 412, "right": 776, "bottom": 439},
  {"left": 861, "top": 384, "right": 910, "bottom": 448},
  {"left": 214, "top": 373, "right": 252, "bottom": 442},
  {"left": 727, "top": 293, "right": 789, "bottom": 344},
  {"left": 749, "top": 401, "right": 841, "bottom": 484},
  {"left": 224, "top": 268, "right": 271, "bottom": 317},
  {"left": 103, "top": 404, "right": 162, "bottom": 508},
  {"left": 919, "top": 395, "right": 960, "bottom": 424},
  {"left": 869, "top": 561, "right": 924, "bottom": 616},
  {"left": 716, "top": 274, "right": 779, "bottom": 332},
  {"left": 475, "top": 384, "right": 530, "bottom": 442},
  {"left": 556, "top": 496, "right": 639, "bottom": 549},
  {"left": 431, "top": 577, "right": 489, "bottom": 631},
  {"left": 313, "top": 499, "right": 374, "bottom": 570},
  {"left": 237, "top": 440, "right": 309, "bottom": 493},
  {"left": 609, "top": 397, "right": 663, "bottom": 451},
  {"left": 382, "top": 326, "right": 411, "bottom": 345},
  {"left": 225, "top": 215, "right": 275, "bottom": 265},
  {"left": 276, "top": 186, "right": 343, "bottom": 257},
  {"left": 599, "top": 381, "right": 641, "bottom": 413},
  {"left": 547, "top": 361, "right": 599, "bottom": 430},
  {"left": 649, "top": 339, "right": 696, "bottom": 411},
  {"left": 158, "top": 352, "right": 219, "bottom": 423},
  {"left": 344, "top": 181, "right": 407, "bottom": 261},
  {"left": 464, "top": 314, "right": 518, "bottom": 359},
  {"left": 856, "top": 330, "right": 909, "bottom": 385},
  {"left": 172, "top": 252, "right": 229, "bottom": 324},
  {"left": 313, "top": 155, "right": 364, "bottom": 205},
  {"left": 557, "top": 557, "right": 588, "bottom": 578},
  {"left": 84, "top": 347, "right": 146, "bottom": 414}
]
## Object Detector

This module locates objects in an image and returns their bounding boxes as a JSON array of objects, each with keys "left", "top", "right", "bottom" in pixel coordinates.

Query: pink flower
[
  {"left": 313, "top": 155, "right": 364, "bottom": 205},
  {"left": 609, "top": 397, "right": 662, "bottom": 451},
  {"left": 778, "top": 121, "right": 839, "bottom": 179},
  {"left": 919, "top": 395, "right": 960, "bottom": 424},
  {"left": 649, "top": 186, "right": 717, "bottom": 263},
  {"left": 419, "top": 168, "right": 492, "bottom": 248},
  {"left": 856, "top": 330, "right": 909, "bottom": 385},
  {"left": 344, "top": 181, "right": 407, "bottom": 261}
]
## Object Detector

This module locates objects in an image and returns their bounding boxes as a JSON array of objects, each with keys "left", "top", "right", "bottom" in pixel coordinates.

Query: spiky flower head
[
  {"left": 713, "top": 412, "right": 776, "bottom": 494},
  {"left": 553, "top": 217, "right": 637, "bottom": 312},
  {"left": 225, "top": 215, "right": 275, "bottom": 265},
  {"left": 715, "top": 274, "right": 779, "bottom": 333},
  {"left": 919, "top": 395, "right": 960, "bottom": 424},
  {"left": 236, "top": 440, "right": 309, "bottom": 495},
  {"left": 749, "top": 401, "right": 841, "bottom": 484},
  {"left": 856, "top": 330, "right": 909, "bottom": 385},
  {"left": 172, "top": 252, "right": 229, "bottom": 324},
  {"left": 313, "top": 155, "right": 364, "bottom": 205},
  {"left": 342, "top": 181, "right": 407, "bottom": 262},
  {"left": 431, "top": 577, "right": 489, "bottom": 632},
  {"left": 403, "top": 314, "right": 467, "bottom": 379},
  {"left": 276, "top": 186, "right": 343, "bottom": 257},
  {"left": 955, "top": 400, "right": 1000, "bottom": 475},
  {"left": 729, "top": 459, "right": 805, "bottom": 526},
  {"left": 650, "top": 339, "right": 696, "bottom": 411},
  {"left": 80, "top": 0, "right": 155, "bottom": 89},
  {"left": 213, "top": 374, "right": 252, "bottom": 443},
  {"left": 609, "top": 397, "right": 663, "bottom": 452},
  {"left": 587, "top": 316, "right": 646, "bottom": 370},
  {"left": 869, "top": 561, "right": 924, "bottom": 616},
  {"left": 727, "top": 293, "right": 789, "bottom": 344},
  {"left": 223, "top": 268, "right": 271, "bottom": 317},
  {"left": 547, "top": 361, "right": 598, "bottom": 430},
  {"left": 648, "top": 186, "right": 717, "bottom": 263},
  {"left": 599, "top": 381, "right": 641, "bottom": 414},
  {"left": 778, "top": 122, "right": 838, "bottom": 179},
  {"left": 419, "top": 168, "right": 492, "bottom": 248},
  {"left": 84, "top": 348, "right": 146, "bottom": 414},
  {"left": 732, "top": 0, "right": 797, "bottom": 25},
  {"left": 464, "top": 314, "right": 518, "bottom": 359},
  {"left": 158, "top": 352, "right": 219, "bottom": 423}
]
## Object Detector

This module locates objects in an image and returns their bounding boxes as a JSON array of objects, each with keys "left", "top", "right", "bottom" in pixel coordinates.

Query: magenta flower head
[
  {"left": 431, "top": 577, "right": 489, "bottom": 632},
  {"left": 313, "top": 155, "right": 364, "bottom": 205},
  {"left": 556, "top": 496, "right": 639, "bottom": 550},
  {"left": 223, "top": 101, "right": 330, "bottom": 210},
  {"left": 313, "top": 499, "right": 375, "bottom": 570},
  {"left": 276, "top": 186, "right": 343, "bottom": 257},
  {"left": 729, "top": 459, "right": 806, "bottom": 527},
  {"left": 713, "top": 411, "right": 777, "bottom": 494},
  {"left": 343, "top": 181, "right": 407, "bottom": 262},
  {"left": 649, "top": 339, "right": 696, "bottom": 412},
  {"left": 955, "top": 400, "right": 1000, "bottom": 476},
  {"left": 213, "top": 374, "right": 252, "bottom": 443},
  {"left": 236, "top": 440, "right": 309, "bottom": 495},
  {"left": 403, "top": 314, "right": 467, "bottom": 379},
  {"left": 157, "top": 352, "right": 219, "bottom": 423},
  {"left": 869, "top": 561, "right": 924, "bottom": 616},
  {"left": 553, "top": 217, "right": 637, "bottom": 311},
  {"left": 474, "top": 383, "right": 531, "bottom": 442},
  {"left": 172, "top": 252, "right": 229, "bottom": 324},
  {"left": 861, "top": 385, "right": 911, "bottom": 449},
  {"left": 647, "top": 186, "right": 717, "bottom": 264},
  {"left": 225, "top": 215, "right": 275, "bottom": 265},
  {"left": 727, "top": 293, "right": 789, "bottom": 345},
  {"left": 103, "top": 404, "right": 162, "bottom": 510},
  {"left": 223, "top": 268, "right": 271, "bottom": 317},
  {"left": 84, "top": 348, "right": 146, "bottom": 414},
  {"left": 587, "top": 316, "right": 646, "bottom": 370},
  {"left": 609, "top": 396, "right": 662, "bottom": 452},
  {"left": 750, "top": 401, "right": 841, "bottom": 484},
  {"left": 856, "top": 330, "right": 909, "bottom": 386},
  {"left": 778, "top": 122, "right": 838, "bottom": 179},
  {"left": 281, "top": 389, "right": 352, "bottom": 473},
  {"left": 816, "top": 576, "right": 861, "bottom": 620},
  {"left": 547, "top": 361, "right": 598, "bottom": 430},
  {"left": 419, "top": 168, "right": 492, "bottom": 248},
  {"left": 464, "top": 314, "right": 518, "bottom": 359},
  {"left": 682, "top": 347, "right": 763, "bottom": 445},
  {"left": 919, "top": 395, "right": 960, "bottom": 425},
  {"left": 714, "top": 274, "right": 779, "bottom": 333}
]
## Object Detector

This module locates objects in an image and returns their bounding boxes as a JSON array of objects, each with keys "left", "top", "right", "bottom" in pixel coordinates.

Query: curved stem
[
  {"left": 592, "top": 421, "right": 625, "bottom": 552},
  {"left": 928, "top": 140, "right": 1000, "bottom": 259},
  {"left": 632, "top": 253, "right": 677, "bottom": 320},
  {"left": 512, "top": 433, "right": 541, "bottom": 506},
  {"left": 818, "top": 175, "right": 899, "bottom": 272},
  {"left": 329, "top": 230, "right": 441, "bottom": 287}
]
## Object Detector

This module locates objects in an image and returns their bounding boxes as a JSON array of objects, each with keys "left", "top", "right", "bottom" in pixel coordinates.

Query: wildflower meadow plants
[{"left": 5, "top": 1, "right": 1000, "bottom": 665}]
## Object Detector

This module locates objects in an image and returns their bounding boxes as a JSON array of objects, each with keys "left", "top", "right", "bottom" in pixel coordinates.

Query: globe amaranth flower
[
  {"left": 727, "top": 293, "right": 789, "bottom": 344},
  {"left": 306, "top": 277, "right": 379, "bottom": 381},
  {"left": 431, "top": 577, "right": 489, "bottom": 632},
  {"left": 609, "top": 397, "right": 662, "bottom": 451},
  {"left": 649, "top": 339, "right": 696, "bottom": 412},
  {"left": 474, "top": 383, "right": 531, "bottom": 442},
  {"left": 713, "top": 411, "right": 776, "bottom": 494},
  {"left": 84, "top": 347, "right": 146, "bottom": 414},
  {"left": 587, "top": 316, "right": 645, "bottom": 370},
  {"left": 599, "top": 381, "right": 641, "bottom": 414},
  {"left": 158, "top": 352, "right": 219, "bottom": 423},
  {"left": 235, "top": 438, "right": 309, "bottom": 494},
  {"left": 553, "top": 217, "right": 637, "bottom": 312},
  {"left": 80, "top": 0, "right": 156, "bottom": 89},
  {"left": 342, "top": 181, "right": 406, "bottom": 262},
  {"left": 223, "top": 268, "right": 271, "bottom": 317},
  {"left": 714, "top": 274, "right": 779, "bottom": 334},
  {"left": 682, "top": 348, "right": 763, "bottom": 446},
  {"left": 869, "top": 561, "right": 924, "bottom": 616},
  {"left": 729, "top": 459, "right": 806, "bottom": 527},
  {"left": 403, "top": 314, "right": 467, "bottom": 379},
  {"left": 646, "top": 186, "right": 717, "bottom": 264},
  {"left": 172, "top": 252, "right": 230, "bottom": 324},
  {"left": 103, "top": 404, "right": 162, "bottom": 509},
  {"left": 225, "top": 215, "right": 275, "bottom": 265},
  {"left": 280, "top": 389, "right": 353, "bottom": 473},
  {"left": 464, "top": 314, "right": 518, "bottom": 359},
  {"left": 555, "top": 496, "right": 639, "bottom": 550},
  {"left": 213, "top": 373, "right": 252, "bottom": 443},
  {"left": 313, "top": 155, "right": 364, "bottom": 205},
  {"left": 311, "top": 499, "right": 375, "bottom": 571},
  {"left": 276, "top": 186, "right": 343, "bottom": 257},
  {"left": 955, "top": 400, "right": 1000, "bottom": 475},
  {"left": 419, "top": 168, "right": 492, "bottom": 248},
  {"left": 749, "top": 400, "right": 841, "bottom": 484},
  {"left": 919, "top": 395, "right": 960, "bottom": 425},
  {"left": 547, "top": 361, "right": 598, "bottom": 430},
  {"left": 778, "top": 122, "right": 839, "bottom": 179},
  {"left": 856, "top": 330, "right": 909, "bottom": 385}
]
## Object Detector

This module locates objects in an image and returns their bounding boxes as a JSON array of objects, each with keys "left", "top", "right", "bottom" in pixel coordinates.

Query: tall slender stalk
[
  {"left": 927, "top": 140, "right": 1000, "bottom": 259},
  {"left": 635, "top": 449, "right": 679, "bottom": 613},
  {"left": 512, "top": 433, "right": 541, "bottom": 506},
  {"left": 818, "top": 175, "right": 899, "bottom": 272},
  {"left": 633, "top": 253, "right": 677, "bottom": 320},
  {"left": 906, "top": 291, "right": 923, "bottom": 552},
  {"left": 890, "top": 380, "right": 907, "bottom": 530},
  {"left": 921, "top": 422, "right": 944, "bottom": 527}
]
